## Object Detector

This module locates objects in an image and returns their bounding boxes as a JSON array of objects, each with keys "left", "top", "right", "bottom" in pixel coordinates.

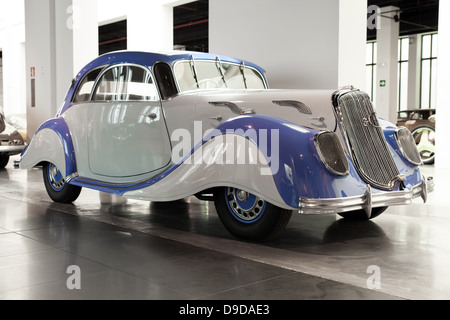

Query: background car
[
  {"left": 0, "top": 109, "right": 27, "bottom": 168},
  {"left": 397, "top": 109, "right": 436, "bottom": 165}
]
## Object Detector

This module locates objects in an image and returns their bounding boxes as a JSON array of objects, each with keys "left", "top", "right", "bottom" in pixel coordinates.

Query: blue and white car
[{"left": 18, "top": 51, "right": 434, "bottom": 241}]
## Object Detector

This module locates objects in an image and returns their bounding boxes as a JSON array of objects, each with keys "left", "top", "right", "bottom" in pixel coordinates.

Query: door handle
[{"left": 210, "top": 116, "right": 223, "bottom": 122}]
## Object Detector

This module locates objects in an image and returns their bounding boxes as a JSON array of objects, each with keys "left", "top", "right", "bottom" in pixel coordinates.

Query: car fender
[
  {"left": 125, "top": 115, "right": 357, "bottom": 209},
  {"left": 19, "top": 118, "right": 77, "bottom": 179}
]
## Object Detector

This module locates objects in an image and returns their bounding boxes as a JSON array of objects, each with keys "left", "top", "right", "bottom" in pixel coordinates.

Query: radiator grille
[{"left": 334, "top": 91, "right": 401, "bottom": 191}]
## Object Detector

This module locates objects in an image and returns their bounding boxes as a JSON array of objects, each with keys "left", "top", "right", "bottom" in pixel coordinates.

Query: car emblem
[{"left": 362, "top": 118, "right": 370, "bottom": 127}]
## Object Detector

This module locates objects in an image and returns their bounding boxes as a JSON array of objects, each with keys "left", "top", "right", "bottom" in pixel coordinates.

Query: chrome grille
[{"left": 333, "top": 90, "right": 402, "bottom": 191}]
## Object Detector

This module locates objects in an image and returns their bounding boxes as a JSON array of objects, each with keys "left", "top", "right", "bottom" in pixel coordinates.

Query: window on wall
[
  {"left": 420, "top": 33, "right": 438, "bottom": 109},
  {"left": 99, "top": 20, "right": 127, "bottom": 55},
  {"left": 398, "top": 37, "right": 409, "bottom": 111},
  {"left": 366, "top": 42, "right": 377, "bottom": 103}
]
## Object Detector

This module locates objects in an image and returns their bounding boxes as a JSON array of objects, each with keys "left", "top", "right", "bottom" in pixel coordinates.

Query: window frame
[
  {"left": 172, "top": 59, "right": 267, "bottom": 94},
  {"left": 420, "top": 33, "right": 438, "bottom": 109},
  {"left": 90, "top": 63, "right": 161, "bottom": 103},
  {"left": 71, "top": 66, "right": 106, "bottom": 104}
]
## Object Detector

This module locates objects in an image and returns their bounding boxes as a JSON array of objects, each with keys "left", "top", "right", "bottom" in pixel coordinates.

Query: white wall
[
  {"left": 435, "top": 0, "right": 450, "bottom": 169},
  {"left": 210, "top": 0, "right": 366, "bottom": 90},
  {"left": 0, "top": 0, "right": 26, "bottom": 116}
]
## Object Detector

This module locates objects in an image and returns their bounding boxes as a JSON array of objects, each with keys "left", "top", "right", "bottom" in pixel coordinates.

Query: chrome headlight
[
  {"left": 395, "top": 127, "right": 422, "bottom": 166},
  {"left": 314, "top": 131, "right": 349, "bottom": 176}
]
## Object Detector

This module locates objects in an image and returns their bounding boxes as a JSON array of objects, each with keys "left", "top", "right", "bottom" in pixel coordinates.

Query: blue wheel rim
[
  {"left": 47, "top": 164, "right": 65, "bottom": 192},
  {"left": 225, "top": 187, "right": 267, "bottom": 224}
]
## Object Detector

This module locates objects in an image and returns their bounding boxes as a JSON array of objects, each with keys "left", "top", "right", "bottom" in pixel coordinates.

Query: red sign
[{"left": 30, "top": 67, "right": 35, "bottom": 78}]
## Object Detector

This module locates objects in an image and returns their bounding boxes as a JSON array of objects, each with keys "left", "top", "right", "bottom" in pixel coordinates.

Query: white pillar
[
  {"left": 25, "top": 0, "right": 98, "bottom": 137},
  {"left": 407, "top": 35, "right": 421, "bottom": 110},
  {"left": 210, "top": 0, "right": 366, "bottom": 91},
  {"left": 376, "top": 6, "right": 399, "bottom": 124},
  {"left": 435, "top": 1, "right": 450, "bottom": 168}
]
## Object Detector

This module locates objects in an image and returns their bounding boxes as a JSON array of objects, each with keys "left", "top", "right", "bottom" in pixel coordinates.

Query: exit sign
[{"left": 380, "top": 80, "right": 386, "bottom": 87}]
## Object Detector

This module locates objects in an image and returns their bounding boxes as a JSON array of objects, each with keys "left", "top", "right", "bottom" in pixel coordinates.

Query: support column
[
  {"left": 210, "top": 0, "right": 366, "bottom": 90},
  {"left": 407, "top": 35, "right": 421, "bottom": 110},
  {"left": 25, "top": 0, "right": 97, "bottom": 137},
  {"left": 435, "top": 0, "right": 450, "bottom": 168},
  {"left": 376, "top": 6, "right": 400, "bottom": 124}
]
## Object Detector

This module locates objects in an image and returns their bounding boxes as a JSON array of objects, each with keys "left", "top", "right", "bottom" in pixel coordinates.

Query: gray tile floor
[{"left": 0, "top": 155, "right": 447, "bottom": 300}]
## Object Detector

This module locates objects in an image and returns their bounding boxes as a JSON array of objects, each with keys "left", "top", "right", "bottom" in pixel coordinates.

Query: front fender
[{"left": 19, "top": 118, "right": 77, "bottom": 179}]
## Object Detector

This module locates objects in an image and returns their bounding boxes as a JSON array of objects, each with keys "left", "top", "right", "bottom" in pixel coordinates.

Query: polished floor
[{"left": 0, "top": 155, "right": 448, "bottom": 300}]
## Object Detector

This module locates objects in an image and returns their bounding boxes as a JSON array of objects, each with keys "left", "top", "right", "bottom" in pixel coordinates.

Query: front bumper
[
  {"left": 299, "top": 176, "right": 435, "bottom": 218},
  {"left": 0, "top": 145, "right": 26, "bottom": 156}
]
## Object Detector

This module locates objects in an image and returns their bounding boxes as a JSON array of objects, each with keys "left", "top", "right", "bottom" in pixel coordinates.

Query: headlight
[
  {"left": 314, "top": 131, "right": 349, "bottom": 176},
  {"left": 395, "top": 127, "right": 422, "bottom": 166}
]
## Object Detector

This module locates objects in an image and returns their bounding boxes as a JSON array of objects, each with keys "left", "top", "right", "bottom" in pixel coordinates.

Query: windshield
[{"left": 174, "top": 59, "right": 266, "bottom": 92}]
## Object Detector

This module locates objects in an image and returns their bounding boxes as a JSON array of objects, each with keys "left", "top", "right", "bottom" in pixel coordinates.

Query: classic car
[
  {"left": 18, "top": 51, "right": 434, "bottom": 241},
  {"left": 0, "top": 109, "right": 26, "bottom": 168},
  {"left": 397, "top": 109, "right": 436, "bottom": 165}
]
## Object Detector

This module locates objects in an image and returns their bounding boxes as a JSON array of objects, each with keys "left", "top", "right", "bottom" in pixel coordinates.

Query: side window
[
  {"left": 93, "top": 65, "right": 159, "bottom": 102},
  {"left": 73, "top": 68, "right": 103, "bottom": 103},
  {"left": 154, "top": 63, "right": 178, "bottom": 100}
]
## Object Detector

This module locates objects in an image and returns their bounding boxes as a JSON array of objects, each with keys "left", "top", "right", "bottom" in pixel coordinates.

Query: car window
[
  {"left": 93, "top": 65, "right": 159, "bottom": 102},
  {"left": 173, "top": 60, "right": 266, "bottom": 92},
  {"left": 154, "top": 63, "right": 178, "bottom": 100},
  {"left": 73, "top": 67, "right": 103, "bottom": 103}
]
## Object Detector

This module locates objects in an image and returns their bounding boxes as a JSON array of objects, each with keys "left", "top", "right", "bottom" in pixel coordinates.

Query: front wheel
[
  {"left": 43, "top": 162, "right": 82, "bottom": 203},
  {"left": 338, "top": 207, "right": 388, "bottom": 221},
  {"left": 214, "top": 187, "right": 292, "bottom": 242}
]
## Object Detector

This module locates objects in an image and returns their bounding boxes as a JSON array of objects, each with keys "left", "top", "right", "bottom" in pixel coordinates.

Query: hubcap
[
  {"left": 226, "top": 187, "right": 266, "bottom": 223},
  {"left": 48, "top": 164, "right": 65, "bottom": 191}
]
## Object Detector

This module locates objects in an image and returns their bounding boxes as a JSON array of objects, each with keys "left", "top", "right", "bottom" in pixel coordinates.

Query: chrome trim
[
  {"left": 395, "top": 127, "right": 423, "bottom": 166},
  {"left": 332, "top": 89, "right": 401, "bottom": 191},
  {"left": 273, "top": 100, "right": 312, "bottom": 115},
  {"left": 0, "top": 145, "right": 26, "bottom": 156},
  {"left": 314, "top": 131, "right": 349, "bottom": 176},
  {"left": 299, "top": 176, "right": 434, "bottom": 215},
  {"left": 65, "top": 172, "right": 79, "bottom": 184},
  {"left": 209, "top": 101, "right": 243, "bottom": 115}
]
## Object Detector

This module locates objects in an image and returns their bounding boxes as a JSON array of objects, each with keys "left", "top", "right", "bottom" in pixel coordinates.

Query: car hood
[{"left": 192, "top": 89, "right": 338, "bottom": 131}]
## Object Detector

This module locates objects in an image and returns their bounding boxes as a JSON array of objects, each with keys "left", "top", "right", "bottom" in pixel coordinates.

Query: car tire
[
  {"left": 214, "top": 187, "right": 292, "bottom": 242},
  {"left": 411, "top": 125, "right": 435, "bottom": 165},
  {"left": 43, "top": 162, "right": 82, "bottom": 204},
  {"left": 338, "top": 207, "right": 388, "bottom": 221},
  {"left": 0, "top": 155, "right": 9, "bottom": 169}
]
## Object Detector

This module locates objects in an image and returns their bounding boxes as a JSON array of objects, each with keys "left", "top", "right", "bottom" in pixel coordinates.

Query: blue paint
[{"left": 35, "top": 118, "right": 78, "bottom": 177}]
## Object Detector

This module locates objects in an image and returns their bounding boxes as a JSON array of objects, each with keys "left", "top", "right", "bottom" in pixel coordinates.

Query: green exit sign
[{"left": 380, "top": 80, "right": 386, "bottom": 87}]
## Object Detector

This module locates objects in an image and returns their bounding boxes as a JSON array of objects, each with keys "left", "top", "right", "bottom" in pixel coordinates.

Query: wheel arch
[{"left": 19, "top": 118, "right": 77, "bottom": 179}]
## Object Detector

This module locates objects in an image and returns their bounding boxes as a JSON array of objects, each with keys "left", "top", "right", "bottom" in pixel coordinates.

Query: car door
[{"left": 87, "top": 64, "right": 172, "bottom": 178}]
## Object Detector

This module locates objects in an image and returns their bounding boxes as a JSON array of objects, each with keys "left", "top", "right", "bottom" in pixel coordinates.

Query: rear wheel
[
  {"left": 214, "top": 187, "right": 292, "bottom": 242},
  {"left": 43, "top": 162, "right": 82, "bottom": 203},
  {"left": 338, "top": 207, "right": 388, "bottom": 221},
  {"left": 0, "top": 155, "right": 9, "bottom": 168}
]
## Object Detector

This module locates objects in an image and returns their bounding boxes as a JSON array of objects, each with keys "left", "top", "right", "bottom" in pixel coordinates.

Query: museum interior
[{"left": 0, "top": 0, "right": 449, "bottom": 303}]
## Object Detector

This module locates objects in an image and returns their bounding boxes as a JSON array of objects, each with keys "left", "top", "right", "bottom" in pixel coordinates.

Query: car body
[
  {"left": 0, "top": 109, "right": 26, "bottom": 168},
  {"left": 397, "top": 109, "right": 436, "bottom": 164},
  {"left": 18, "top": 51, "right": 434, "bottom": 241}
]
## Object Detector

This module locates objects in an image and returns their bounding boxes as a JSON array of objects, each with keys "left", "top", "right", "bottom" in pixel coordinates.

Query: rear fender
[{"left": 19, "top": 118, "right": 77, "bottom": 179}]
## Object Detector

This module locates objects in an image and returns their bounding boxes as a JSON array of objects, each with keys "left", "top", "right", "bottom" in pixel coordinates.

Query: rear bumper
[{"left": 299, "top": 176, "right": 434, "bottom": 218}]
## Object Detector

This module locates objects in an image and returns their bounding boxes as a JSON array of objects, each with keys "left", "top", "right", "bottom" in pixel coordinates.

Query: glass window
[
  {"left": 73, "top": 68, "right": 103, "bottom": 103},
  {"left": 398, "top": 37, "right": 409, "bottom": 111},
  {"left": 420, "top": 33, "right": 438, "bottom": 109},
  {"left": 173, "top": 60, "right": 266, "bottom": 93},
  {"left": 93, "top": 65, "right": 159, "bottom": 102}
]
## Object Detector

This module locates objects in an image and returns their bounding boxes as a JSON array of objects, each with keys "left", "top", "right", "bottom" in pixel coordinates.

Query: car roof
[{"left": 75, "top": 50, "right": 266, "bottom": 81}]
